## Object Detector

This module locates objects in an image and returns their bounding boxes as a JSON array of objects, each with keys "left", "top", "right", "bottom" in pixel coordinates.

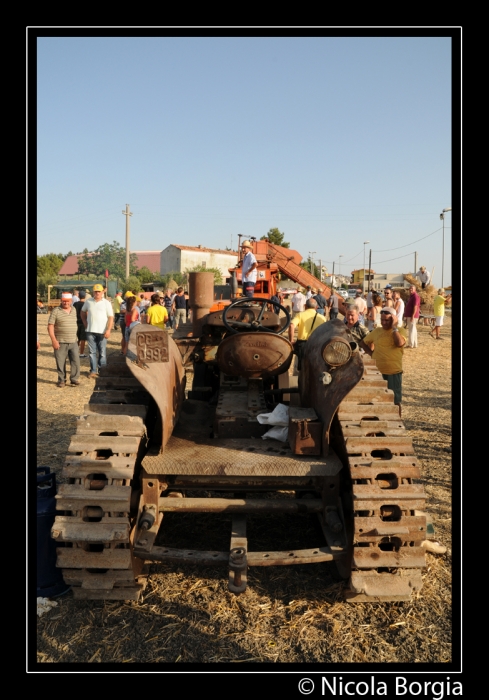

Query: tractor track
[
  {"left": 52, "top": 352, "right": 427, "bottom": 602},
  {"left": 335, "top": 355, "right": 427, "bottom": 601}
]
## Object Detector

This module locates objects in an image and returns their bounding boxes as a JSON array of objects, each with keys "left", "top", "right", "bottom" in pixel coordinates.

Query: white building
[
  {"left": 369, "top": 273, "right": 409, "bottom": 291},
  {"left": 161, "top": 245, "right": 238, "bottom": 281}
]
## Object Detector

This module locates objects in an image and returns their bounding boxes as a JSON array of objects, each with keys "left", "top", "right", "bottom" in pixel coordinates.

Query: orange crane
[{"left": 212, "top": 238, "right": 348, "bottom": 315}]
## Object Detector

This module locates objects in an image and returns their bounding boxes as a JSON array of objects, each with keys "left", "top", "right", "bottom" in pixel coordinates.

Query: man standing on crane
[{"left": 241, "top": 240, "right": 258, "bottom": 298}]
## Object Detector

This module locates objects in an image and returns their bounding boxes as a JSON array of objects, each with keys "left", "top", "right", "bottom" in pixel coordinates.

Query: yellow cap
[{"left": 93, "top": 284, "right": 104, "bottom": 292}]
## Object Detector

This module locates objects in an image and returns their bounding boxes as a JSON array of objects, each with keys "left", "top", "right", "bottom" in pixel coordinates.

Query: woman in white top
[
  {"left": 393, "top": 291, "right": 405, "bottom": 328},
  {"left": 367, "top": 293, "right": 383, "bottom": 331}
]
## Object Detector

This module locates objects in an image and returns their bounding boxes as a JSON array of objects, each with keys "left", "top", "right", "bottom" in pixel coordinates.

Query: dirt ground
[{"left": 35, "top": 313, "right": 454, "bottom": 667}]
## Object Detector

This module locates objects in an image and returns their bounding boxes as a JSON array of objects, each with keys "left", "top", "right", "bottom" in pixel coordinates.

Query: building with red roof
[{"left": 58, "top": 251, "right": 162, "bottom": 278}]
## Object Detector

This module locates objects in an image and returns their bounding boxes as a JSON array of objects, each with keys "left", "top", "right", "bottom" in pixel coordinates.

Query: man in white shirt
[
  {"left": 353, "top": 289, "right": 367, "bottom": 324},
  {"left": 80, "top": 284, "right": 114, "bottom": 378},
  {"left": 241, "top": 240, "right": 258, "bottom": 298},
  {"left": 291, "top": 287, "right": 306, "bottom": 318},
  {"left": 415, "top": 266, "right": 431, "bottom": 289}
]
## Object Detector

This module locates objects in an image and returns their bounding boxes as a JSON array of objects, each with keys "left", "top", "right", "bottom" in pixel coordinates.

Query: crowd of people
[
  {"left": 286, "top": 280, "right": 451, "bottom": 420},
  {"left": 43, "top": 284, "right": 193, "bottom": 383},
  {"left": 42, "top": 276, "right": 451, "bottom": 417}
]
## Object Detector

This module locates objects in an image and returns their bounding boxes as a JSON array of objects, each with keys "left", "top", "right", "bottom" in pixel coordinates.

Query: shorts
[
  {"left": 77, "top": 322, "right": 86, "bottom": 342},
  {"left": 174, "top": 308, "right": 187, "bottom": 326},
  {"left": 125, "top": 320, "right": 140, "bottom": 342},
  {"left": 435, "top": 316, "right": 444, "bottom": 327},
  {"left": 382, "top": 372, "right": 403, "bottom": 405}
]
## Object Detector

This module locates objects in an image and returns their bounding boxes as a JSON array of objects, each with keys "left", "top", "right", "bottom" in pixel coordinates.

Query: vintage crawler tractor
[{"left": 52, "top": 271, "right": 427, "bottom": 602}]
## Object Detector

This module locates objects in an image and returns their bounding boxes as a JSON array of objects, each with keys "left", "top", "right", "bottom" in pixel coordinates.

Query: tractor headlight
[{"left": 321, "top": 337, "right": 352, "bottom": 367}]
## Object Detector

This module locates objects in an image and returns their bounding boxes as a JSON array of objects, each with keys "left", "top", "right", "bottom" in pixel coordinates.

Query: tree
[
  {"left": 186, "top": 265, "right": 223, "bottom": 285},
  {"left": 260, "top": 228, "right": 290, "bottom": 248},
  {"left": 37, "top": 253, "right": 65, "bottom": 278},
  {"left": 123, "top": 276, "right": 142, "bottom": 295},
  {"left": 37, "top": 274, "right": 59, "bottom": 299},
  {"left": 78, "top": 241, "right": 138, "bottom": 280},
  {"left": 299, "top": 257, "right": 320, "bottom": 280},
  {"left": 136, "top": 266, "right": 156, "bottom": 284}
]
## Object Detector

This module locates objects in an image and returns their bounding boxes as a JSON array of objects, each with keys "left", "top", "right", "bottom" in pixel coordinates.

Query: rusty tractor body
[{"left": 52, "top": 272, "right": 427, "bottom": 602}]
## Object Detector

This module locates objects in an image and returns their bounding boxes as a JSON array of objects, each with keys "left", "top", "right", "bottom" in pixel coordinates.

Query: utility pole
[
  {"left": 440, "top": 208, "right": 451, "bottom": 288},
  {"left": 368, "top": 249, "right": 372, "bottom": 292},
  {"left": 362, "top": 241, "right": 370, "bottom": 295},
  {"left": 309, "top": 251, "right": 316, "bottom": 276},
  {"left": 122, "top": 204, "right": 133, "bottom": 279}
]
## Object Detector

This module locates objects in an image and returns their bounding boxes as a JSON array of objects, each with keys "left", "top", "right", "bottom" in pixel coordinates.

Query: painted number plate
[{"left": 136, "top": 330, "right": 169, "bottom": 363}]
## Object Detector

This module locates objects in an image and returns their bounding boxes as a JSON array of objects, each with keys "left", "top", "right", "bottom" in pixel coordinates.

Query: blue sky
[{"left": 36, "top": 34, "right": 455, "bottom": 288}]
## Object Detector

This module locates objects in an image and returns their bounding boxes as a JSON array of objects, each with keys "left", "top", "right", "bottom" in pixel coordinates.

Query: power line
[{"left": 373, "top": 226, "right": 444, "bottom": 252}]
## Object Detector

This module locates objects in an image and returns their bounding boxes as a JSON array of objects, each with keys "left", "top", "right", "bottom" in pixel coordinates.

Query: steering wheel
[{"left": 222, "top": 298, "right": 291, "bottom": 335}]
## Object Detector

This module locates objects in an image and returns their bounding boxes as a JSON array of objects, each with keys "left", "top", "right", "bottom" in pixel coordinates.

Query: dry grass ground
[{"left": 35, "top": 313, "right": 454, "bottom": 666}]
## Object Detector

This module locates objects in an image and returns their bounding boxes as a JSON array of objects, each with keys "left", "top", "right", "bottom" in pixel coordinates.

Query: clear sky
[{"left": 36, "top": 34, "right": 455, "bottom": 288}]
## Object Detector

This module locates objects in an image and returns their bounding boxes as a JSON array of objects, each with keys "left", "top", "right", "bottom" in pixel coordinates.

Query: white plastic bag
[
  {"left": 256, "top": 403, "right": 289, "bottom": 426},
  {"left": 261, "top": 426, "right": 289, "bottom": 442}
]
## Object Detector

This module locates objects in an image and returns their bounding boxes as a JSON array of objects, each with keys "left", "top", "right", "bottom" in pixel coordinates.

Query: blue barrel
[{"left": 37, "top": 467, "right": 70, "bottom": 597}]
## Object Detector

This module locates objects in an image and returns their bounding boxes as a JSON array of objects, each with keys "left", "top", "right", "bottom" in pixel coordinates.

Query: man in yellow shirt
[
  {"left": 113, "top": 290, "right": 123, "bottom": 330},
  {"left": 431, "top": 288, "right": 452, "bottom": 340},
  {"left": 288, "top": 298, "right": 327, "bottom": 370},
  {"left": 360, "top": 307, "right": 407, "bottom": 417}
]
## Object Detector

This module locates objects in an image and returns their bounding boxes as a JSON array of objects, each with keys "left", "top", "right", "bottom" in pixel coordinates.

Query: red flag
[{"left": 105, "top": 269, "right": 109, "bottom": 278}]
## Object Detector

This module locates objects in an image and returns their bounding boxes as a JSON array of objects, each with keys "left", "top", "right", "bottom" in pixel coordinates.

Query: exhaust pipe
[{"left": 189, "top": 272, "right": 214, "bottom": 337}]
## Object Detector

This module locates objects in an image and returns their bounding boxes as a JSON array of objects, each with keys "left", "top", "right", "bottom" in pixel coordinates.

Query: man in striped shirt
[{"left": 47, "top": 292, "right": 81, "bottom": 387}]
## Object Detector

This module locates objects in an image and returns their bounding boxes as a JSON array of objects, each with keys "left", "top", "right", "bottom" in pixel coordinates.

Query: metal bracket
[{"left": 228, "top": 516, "right": 247, "bottom": 593}]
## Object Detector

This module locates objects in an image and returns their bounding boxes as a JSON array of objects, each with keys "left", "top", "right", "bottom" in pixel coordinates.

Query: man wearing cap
[
  {"left": 291, "top": 287, "right": 306, "bottom": 318},
  {"left": 81, "top": 284, "right": 114, "bottom": 378},
  {"left": 305, "top": 285, "right": 313, "bottom": 300},
  {"left": 113, "top": 290, "right": 123, "bottom": 330},
  {"left": 415, "top": 266, "right": 431, "bottom": 289},
  {"left": 360, "top": 307, "right": 407, "bottom": 417},
  {"left": 344, "top": 306, "right": 369, "bottom": 344},
  {"left": 47, "top": 292, "right": 81, "bottom": 387},
  {"left": 288, "top": 298, "right": 326, "bottom": 370},
  {"left": 431, "top": 288, "right": 452, "bottom": 340},
  {"left": 241, "top": 241, "right": 258, "bottom": 298}
]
